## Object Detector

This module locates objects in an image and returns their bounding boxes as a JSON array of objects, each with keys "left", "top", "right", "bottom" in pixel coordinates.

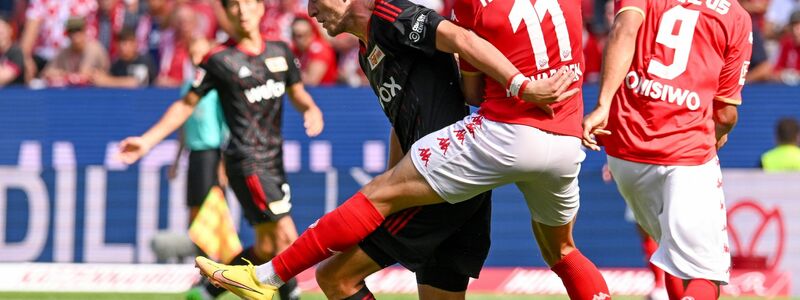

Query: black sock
[
  {"left": 342, "top": 284, "right": 374, "bottom": 300},
  {"left": 278, "top": 278, "right": 300, "bottom": 300}
]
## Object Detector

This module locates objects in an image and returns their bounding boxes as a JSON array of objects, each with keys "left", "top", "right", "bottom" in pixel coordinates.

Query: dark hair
[
  {"left": 118, "top": 27, "right": 137, "bottom": 42},
  {"left": 776, "top": 117, "right": 799, "bottom": 144}
]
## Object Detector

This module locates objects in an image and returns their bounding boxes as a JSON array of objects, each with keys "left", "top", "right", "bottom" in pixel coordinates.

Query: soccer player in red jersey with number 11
[
  {"left": 582, "top": 0, "right": 752, "bottom": 297},
  {"left": 197, "top": 0, "right": 612, "bottom": 298}
]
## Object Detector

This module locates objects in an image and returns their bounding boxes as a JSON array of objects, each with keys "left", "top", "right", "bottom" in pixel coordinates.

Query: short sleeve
[
  {"left": 375, "top": 0, "right": 445, "bottom": 56},
  {"left": 614, "top": 0, "right": 646, "bottom": 19},
  {"left": 451, "top": 0, "right": 477, "bottom": 29},
  {"left": 189, "top": 61, "right": 218, "bottom": 98},
  {"left": 282, "top": 43, "right": 302, "bottom": 86},
  {"left": 715, "top": 17, "right": 753, "bottom": 106}
]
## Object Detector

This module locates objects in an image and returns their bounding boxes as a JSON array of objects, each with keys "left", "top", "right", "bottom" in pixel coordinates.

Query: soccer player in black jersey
[
  {"left": 195, "top": 0, "right": 583, "bottom": 298},
  {"left": 117, "top": 1, "right": 323, "bottom": 299}
]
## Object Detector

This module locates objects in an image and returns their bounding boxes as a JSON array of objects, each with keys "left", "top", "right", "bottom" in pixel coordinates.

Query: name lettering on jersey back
[
  {"left": 244, "top": 79, "right": 286, "bottom": 103},
  {"left": 625, "top": 71, "right": 701, "bottom": 110},
  {"left": 379, "top": 76, "right": 402, "bottom": 103},
  {"left": 677, "top": 0, "right": 731, "bottom": 15}
]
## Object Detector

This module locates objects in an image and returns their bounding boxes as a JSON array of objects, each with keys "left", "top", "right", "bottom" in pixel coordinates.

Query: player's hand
[
  {"left": 582, "top": 106, "right": 612, "bottom": 151},
  {"left": 303, "top": 107, "right": 324, "bottom": 137},
  {"left": 716, "top": 134, "right": 729, "bottom": 150},
  {"left": 117, "top": 136, "right": 152, "bottom": 164},
  {"left": 519, "top": 67, "right": 580, "bottom": 106}
]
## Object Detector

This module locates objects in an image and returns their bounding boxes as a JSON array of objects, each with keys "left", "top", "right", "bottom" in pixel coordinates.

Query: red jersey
[
  {"left": 453, "top": 0, "right": 585, "bottom": 138},
  {"left": 296, "top": 39, "right": 338, "bottom": 85},
  {"left": 602, "top": 0, "right": 752, "bottom": 165}
]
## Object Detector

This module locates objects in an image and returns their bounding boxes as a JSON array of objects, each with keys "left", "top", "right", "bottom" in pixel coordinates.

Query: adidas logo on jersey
[
  {"left": 244, "top": 79, "right": 286, "bottom": 103},
  {"left": 238, "top": 66, "right": 252, "bottom": 78}
]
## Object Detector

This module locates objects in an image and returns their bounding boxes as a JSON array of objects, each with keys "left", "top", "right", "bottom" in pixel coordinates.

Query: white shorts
[
  {"left": 410, "top": 112, "right": 585, "bottom": 226},
  {"left": 607, "top": 155, "right": 731, "bottom": 284}
]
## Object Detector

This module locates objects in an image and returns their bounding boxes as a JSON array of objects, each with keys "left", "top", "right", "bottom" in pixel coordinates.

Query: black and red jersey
[
  {"left": 358, "top": 0, "right": 469, "bottom": 152},
  {"left": 190, "top": 40, "right": 301, "bottom": 174}
]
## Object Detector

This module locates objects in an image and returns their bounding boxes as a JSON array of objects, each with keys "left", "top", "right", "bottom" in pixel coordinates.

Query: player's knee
[{"left": 315, "top": 266, "right": 355, "bottom": 299}]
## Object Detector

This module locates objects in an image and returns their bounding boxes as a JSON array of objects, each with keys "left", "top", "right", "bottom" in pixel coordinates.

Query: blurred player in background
[
  {"left": 582, "top": 0, "right": 752, "bottom": 297},
  {"left": 196, "top": 0, "right": 612, "bottom": 298},
  {"left": 117, "top": 0, "right": 324, "bottom": 299}
]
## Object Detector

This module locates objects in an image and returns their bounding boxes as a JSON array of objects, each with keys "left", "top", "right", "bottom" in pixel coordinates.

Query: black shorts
[
  {"left": 186, "top": 149, "right": 221, "bottom": 207},
  {"left": 226, "top": 164, "right": 292, "bottom": 225},
  {"left": 359, "top": 191, "right": 492, "bottom": 292}
]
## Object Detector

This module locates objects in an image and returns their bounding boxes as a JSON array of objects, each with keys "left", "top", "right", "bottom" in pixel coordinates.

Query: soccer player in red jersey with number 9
[{"left": 582, "top": 0, "right": 752, "bottom": 297}]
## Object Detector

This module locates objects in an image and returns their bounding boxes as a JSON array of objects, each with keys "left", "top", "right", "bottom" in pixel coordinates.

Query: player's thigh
[
  {"left": 658, "top": 158, "right": 730, "bottom": 282},
  {"left": 315, "top": 246, "right": 383, "bottom": 298},
  {"left": 361, "top": 153, "right": 446, "bottom": 215},
  {"left": 514, "top": 133, "right": 584, "bottom": 227},
  {"left": 407, "top": 113, "right": 520, "bottom": 205},
  {"left": 606, "top": 156, "right": 665, "bottom": 240}
]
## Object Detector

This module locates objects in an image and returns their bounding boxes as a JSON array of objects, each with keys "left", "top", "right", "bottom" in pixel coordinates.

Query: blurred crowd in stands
[{"left": 1, "top": 0, "right": 800, "bottom": 88}]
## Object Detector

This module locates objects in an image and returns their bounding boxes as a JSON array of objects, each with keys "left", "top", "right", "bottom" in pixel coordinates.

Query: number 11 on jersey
[{"left": 508, "top": 0, "right": 573, "bottom": 70}]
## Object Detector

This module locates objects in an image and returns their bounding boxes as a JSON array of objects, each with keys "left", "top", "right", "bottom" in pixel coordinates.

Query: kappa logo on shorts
[
  {"left": 454, "top": 129, "right": 467, "bottom": 144},
  {"left": 418, "top": 148, "right": 432, "bottom": 167},
  {"left": 465, "top": 123, "right": 476, "bottom": 137},
  {"left": 437, "top": 138, "right": 450, "bottom": 156}
]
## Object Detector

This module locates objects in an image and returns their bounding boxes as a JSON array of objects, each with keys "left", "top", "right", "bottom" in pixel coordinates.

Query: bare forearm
[
  {"left": 141, "top": 99, "right": 196, "bottom": 146},
  {"left": 436, "top": 21, "right": 518, "bottom": 87},
  {"left": 597, "top": 13, "right": 642, "bottom": 108},
  {"left": 288, "top": 83, "right": 319, "bottom": 113},
  {"left": 387, "top": 128, "right": 403, "bottom": 169}
]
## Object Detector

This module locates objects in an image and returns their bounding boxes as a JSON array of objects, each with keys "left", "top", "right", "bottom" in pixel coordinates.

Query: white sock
[{"left": 255, "top": 261, "right": 285, "bottom": 287}]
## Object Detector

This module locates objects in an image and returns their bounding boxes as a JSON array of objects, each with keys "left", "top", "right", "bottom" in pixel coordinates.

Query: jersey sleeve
[
  {"left": 283, "top": 43, "right": 302, "bottom": 86},
  {"left": 374, "top": 0, "right": 446, "bottom": 56},
  {"left": 614, "top": 0, "right": 646, "bottom": 19},
  {"left": 189, "top": 58, "right": 219, "bottom": 98},
  {"left": 715, "top": 16, "right": 753, "bottom": 105},
  {"left": 451, "top": 0, "right": 477, "bottom": 29}
]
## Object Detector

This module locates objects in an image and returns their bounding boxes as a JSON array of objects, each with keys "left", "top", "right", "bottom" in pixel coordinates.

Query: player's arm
[
  {"left": 286, "top": 83, "right": 324, "bottom": 137},
  {"left": 712, "top": 101, "right": 738, "bottom": 150},
  {"left": 582, "top": 10, "right": 644, "bottom": 151},
  {"left": 117, "top": 93, "right": 201, "bottom": 164},
  {"left": 387, "top": 128, "right": 404, "bottom": 168},
  {"left": 460, "top": 66, "right": 485, "bottom": 106},
  {"left": 434, "top": 21, "right": 577, "bottom": 104},
  {"left": 713, "top": 13, "right": 752, "bottom": 150}
]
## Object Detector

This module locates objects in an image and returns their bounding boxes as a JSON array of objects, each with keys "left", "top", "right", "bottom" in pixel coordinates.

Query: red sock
[
  {"left": 272, "top": 193, "right": 384, "bottom": 282},
  {"left": 551, "top": 250, "right": 611, "bottom": 300},
  {"left": 682, "top": 279, "right": 717, "bottom": 300},
  {"left": 665, "top": 273, "right": 686, "bottom": 300},
  {"left": 642, "top": 237, "right": 665, "bottom": 287}
]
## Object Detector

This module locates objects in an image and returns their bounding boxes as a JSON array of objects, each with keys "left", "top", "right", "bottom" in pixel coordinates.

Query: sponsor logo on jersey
[
  {"left": 264, "top": 57, "right": 289, "bottom": 72},
  {"left": 238, "top": 66, "right": 252, "bottom": 78},
  {"left": 409, "top": 13, "right": 427, "bottom": 43},
  {"left": 624, "top": 71, "right": 701, "bottom": 111},
  {"left": 378, "top": 76, "right": 402, "bottom": 103},
  {"left": 244, "top": 80, "right": 286, "bottom": 103},
  {"left": 192, "top": 68, "right": 207, "bottom": 88},
  {"left": 368, "top": 46, "right": 385, "bottom": 70}
]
